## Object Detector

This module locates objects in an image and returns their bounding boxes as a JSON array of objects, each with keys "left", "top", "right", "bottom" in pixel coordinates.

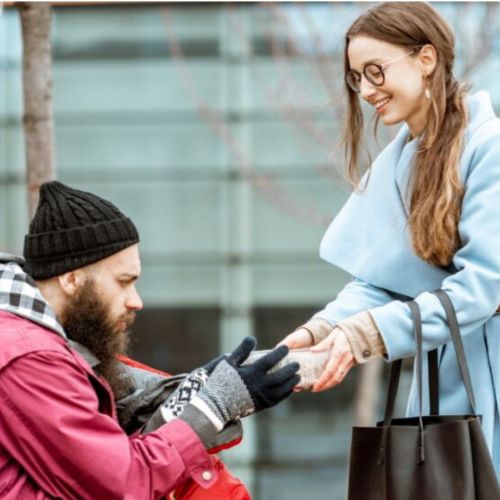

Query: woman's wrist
[
  {"left": 336, "top": 311, "right": 386, "bottom": 364},
  {"left": 295, "top": 318, "right": 335, "bottom": 345}
]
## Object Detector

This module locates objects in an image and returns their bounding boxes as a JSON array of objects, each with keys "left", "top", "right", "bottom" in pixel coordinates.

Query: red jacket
[{"left": 0, "top": 310, "right": 234, "bottom": 499}]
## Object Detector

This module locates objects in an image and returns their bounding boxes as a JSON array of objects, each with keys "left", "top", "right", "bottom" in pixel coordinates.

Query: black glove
[
  {"left": 225, "top": 336, "right": 300, "bottom": 412},
  {"left": 181, "top": 336, "right": 300, "bottom": 434}
]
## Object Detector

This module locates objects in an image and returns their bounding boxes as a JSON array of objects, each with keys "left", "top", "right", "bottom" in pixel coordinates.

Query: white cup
[{"left": 242, "top": 348, "right": 330, "bottom": 390}]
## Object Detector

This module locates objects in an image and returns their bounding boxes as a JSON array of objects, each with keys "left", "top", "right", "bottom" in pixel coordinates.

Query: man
[{"left": 0, "top": 181, "right": 299, "bottom": 499}]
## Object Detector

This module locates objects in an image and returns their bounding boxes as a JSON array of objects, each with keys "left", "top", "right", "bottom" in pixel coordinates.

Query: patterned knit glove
[
  {"left": 160, "top": 368, "right": 209, "bottom": 422},
  {"left": 160, "top": 354, "right": 227, "bottom": 422},
  {"left": 186, "top": 337, "right": 300, "bottom": 431}
]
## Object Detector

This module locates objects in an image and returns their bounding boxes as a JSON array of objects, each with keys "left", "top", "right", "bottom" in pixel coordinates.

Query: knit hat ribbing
[{"left": 23, "top": 181, "right": 139, "bottom": 279}]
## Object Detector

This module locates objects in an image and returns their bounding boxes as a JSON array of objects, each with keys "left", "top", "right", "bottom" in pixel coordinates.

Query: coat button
[
  {"left": 362, "top": 350, "right": 371, "bottom": 359},
  {"left": 202, "top": 471, "right": 212, "bottom": 481}
]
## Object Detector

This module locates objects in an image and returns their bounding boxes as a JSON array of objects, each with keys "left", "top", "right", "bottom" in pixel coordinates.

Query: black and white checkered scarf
[{"left": 0, "top": 261, "right": 66, "bottom": 338}]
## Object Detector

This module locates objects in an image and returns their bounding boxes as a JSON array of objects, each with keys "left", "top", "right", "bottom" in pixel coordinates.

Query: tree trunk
[{"left": 19, "top": 2, "right": 56, "bottom": 218}]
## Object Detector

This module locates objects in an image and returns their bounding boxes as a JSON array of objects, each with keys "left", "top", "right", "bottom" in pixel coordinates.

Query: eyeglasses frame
[{"left": 345, "top": 48, "right": 420, "bottom": 94}]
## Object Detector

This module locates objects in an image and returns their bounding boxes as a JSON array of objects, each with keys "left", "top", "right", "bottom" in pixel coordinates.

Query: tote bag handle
[
  {"left": 379, "top": 290, "right": 477, "bottom": 464},
  {"left": 432, "top": 289, "right": 476, "bottom": 413},
  {"left": 382, "top": 289, "right": 476, "bottom": 423}
]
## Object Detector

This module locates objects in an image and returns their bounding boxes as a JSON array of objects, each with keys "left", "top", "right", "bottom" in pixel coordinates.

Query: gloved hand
[
  {"left": 158, "top": 353, "right": 227, "bottom": 424},
  {"left": 181, "top": 337, "right": 300, "bottom": 437},
  {"left": 202, "top": 354, "right": 226, "bottom": 375}
]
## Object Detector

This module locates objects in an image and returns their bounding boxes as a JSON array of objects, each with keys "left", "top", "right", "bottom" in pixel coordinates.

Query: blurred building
[{"left": 1, "top": 3, "right": 499, "bottom": 499}]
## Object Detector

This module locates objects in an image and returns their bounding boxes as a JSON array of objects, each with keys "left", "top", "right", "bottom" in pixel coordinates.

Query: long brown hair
[{"left": 344, "top": 2, "right": 469, "bottom": 266}]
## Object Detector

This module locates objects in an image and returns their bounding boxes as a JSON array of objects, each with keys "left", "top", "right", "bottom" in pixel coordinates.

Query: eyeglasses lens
[
  {"left": 365, "top": 64, "right": 384, "bottom": 86},
  {"left": 345, "top": 64, "right": 385, "bottom": 93}
]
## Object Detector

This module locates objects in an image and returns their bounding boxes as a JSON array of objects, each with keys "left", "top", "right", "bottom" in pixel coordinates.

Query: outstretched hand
[
  {"left": 310, "top": 328, "right": 355, "bottom": 392},
  {"left": 229, "top": 337, "right": 300, "bottom": 413},
  {"left": 180, "top": 337, "right": 300, "bottom": 449}
]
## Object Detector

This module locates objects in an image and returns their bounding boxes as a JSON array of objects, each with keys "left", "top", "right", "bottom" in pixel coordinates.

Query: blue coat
[{"left": 314, "top": 91, "right": 500, "bottom": 475}]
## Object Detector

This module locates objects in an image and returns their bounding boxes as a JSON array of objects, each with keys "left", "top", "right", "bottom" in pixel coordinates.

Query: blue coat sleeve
[
  {"left": 370, "top": 131, "right": 500, "bottom": 361},
  {"left": 312, "top": 277, "right": 395, "bottom": 326}
]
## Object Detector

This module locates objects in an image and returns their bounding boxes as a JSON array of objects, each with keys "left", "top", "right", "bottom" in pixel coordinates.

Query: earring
[{"left": 424, "top": 75, "right": 431, "bottom": 99}]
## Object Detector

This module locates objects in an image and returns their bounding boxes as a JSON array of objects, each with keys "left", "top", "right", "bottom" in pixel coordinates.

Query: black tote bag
[{"left": 347, "top": 289, "right": 500, "bottom": 500}]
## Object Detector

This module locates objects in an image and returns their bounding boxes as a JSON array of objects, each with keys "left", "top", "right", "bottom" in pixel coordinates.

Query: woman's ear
[
  {"left": 58, "top": 270, "right": 84, "bottom": 297},
  {"left": 419, "top": 44, "right": 437, "bottom": 77}
]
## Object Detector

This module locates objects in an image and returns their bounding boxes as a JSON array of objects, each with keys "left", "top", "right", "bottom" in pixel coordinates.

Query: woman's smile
[{"left": 374, "top": 96, "right": 391, "bottom": 112}]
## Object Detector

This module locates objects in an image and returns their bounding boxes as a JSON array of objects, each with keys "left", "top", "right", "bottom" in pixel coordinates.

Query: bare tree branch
[{"left": 162, "top": 6, "right": 333, "bottom": 228}]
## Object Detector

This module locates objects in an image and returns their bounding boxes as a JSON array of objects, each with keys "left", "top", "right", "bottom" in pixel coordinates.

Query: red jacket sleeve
[{"left": 0, "top": 350, "right": 218, "bottom": 500}]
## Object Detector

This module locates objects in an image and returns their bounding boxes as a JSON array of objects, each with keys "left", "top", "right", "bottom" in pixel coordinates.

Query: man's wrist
[
  {"left": 187, "top": 396, "right": 225, "bottom": 431},
  {"left": 179, "top": 403, "right": 221, "bottom": 448},
  {"left": 196, "top": 359, "right": 254, "bottom": 426}
]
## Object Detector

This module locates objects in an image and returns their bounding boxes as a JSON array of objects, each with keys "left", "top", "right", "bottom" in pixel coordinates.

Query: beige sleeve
[
  {"left": 296, "top": 317, "right": 334, "bottom": 345},
  {"left": 336, "top": 311, "right": 386, "bottom": 364}
]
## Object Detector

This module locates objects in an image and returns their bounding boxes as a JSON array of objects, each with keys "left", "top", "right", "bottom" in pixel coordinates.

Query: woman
[{"left": 280, "top": 1, "right": 500, "bottom": 476}]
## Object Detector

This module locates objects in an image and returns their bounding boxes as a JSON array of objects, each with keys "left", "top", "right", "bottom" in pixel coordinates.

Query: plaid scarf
[{"left": 0, "top": 261, "right": 66, "bottom": 338}]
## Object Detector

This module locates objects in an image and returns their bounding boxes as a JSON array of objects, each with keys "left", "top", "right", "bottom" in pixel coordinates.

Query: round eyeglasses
[{"left": 345, "top": 49, "right": 418, "bottom": 94}]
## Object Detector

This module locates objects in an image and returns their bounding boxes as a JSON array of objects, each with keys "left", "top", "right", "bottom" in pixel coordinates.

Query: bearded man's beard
[{"left": 60, "top": 279, "right": 135, "bottom": 400}]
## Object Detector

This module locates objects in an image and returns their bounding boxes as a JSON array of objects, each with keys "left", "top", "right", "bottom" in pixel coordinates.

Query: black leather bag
[{"left": 347, "top": 289, "right": 500, "bottom": 500}]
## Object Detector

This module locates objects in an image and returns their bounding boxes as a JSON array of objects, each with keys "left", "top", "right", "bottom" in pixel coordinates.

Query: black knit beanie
[{"left": 23, "top": 181, "right": 139, "bottom": 279}]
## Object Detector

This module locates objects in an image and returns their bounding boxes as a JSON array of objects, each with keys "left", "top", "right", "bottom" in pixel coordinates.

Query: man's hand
[
  {"left": 202, "top": 354, "right": 226, "bottom": 375},
  {"left": 310, "top": 328, "right": 355, "bottom": 392},
  {"left": 184, "top": 337, "right": 300, "bottom": 432},
  {"left": 225, "top": 337, "right": 300, "bottom": 413}
]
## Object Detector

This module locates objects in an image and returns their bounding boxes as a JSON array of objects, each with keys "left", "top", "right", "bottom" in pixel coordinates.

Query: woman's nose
[{"left": 359, "top": 76, "right": 376, "bottom": 100}]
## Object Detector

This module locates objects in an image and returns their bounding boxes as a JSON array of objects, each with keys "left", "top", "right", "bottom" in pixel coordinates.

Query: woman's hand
[
  {"left": 310, "top": 328, "right": 355, "bottom": 392},
  {"left": 277, "top": 327, "right": 314, "bottom": 350}
]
